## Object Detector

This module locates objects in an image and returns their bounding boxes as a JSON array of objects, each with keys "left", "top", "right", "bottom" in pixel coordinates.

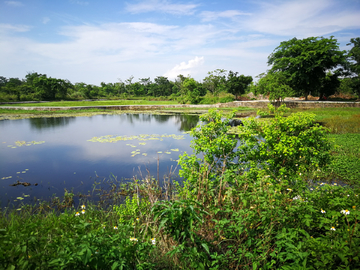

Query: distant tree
[
  {"left": 255, "top": 72, "right": 294, "bottom": 105},
  {"left": 153, "top": 76, "right": 173, "bottom": 96},
  {"left": 268, "top": 36, "right": 347, "bottom": 99},
  {"left": 25, "top": 72, "right": 43, "bottom": 85},
  {"left": 347, "top": 37, "right": 360, "bottom": 97},
  {"left": 181, "top": 78, "right": 202, "bottom": 104},
  {"left": 0, "top": 76, "right": 8, "bottom": 87},
  {"left": 203, "top": 69, "right": 227, "bottom": 94},
  {"left": 125, "top": 75, "right": 135, "bottom": 96},
  {"left": 138, "top": 78, "right": 152, "bottom": 96},
  {"left": 226, "top": 71, "right": 253, "bottom": 99},
  {"left": 317, "top": 72, "right": 340, "bottom": 100},
  {"left": 33, "top": 76, "right": 71, "bottom": 100}
]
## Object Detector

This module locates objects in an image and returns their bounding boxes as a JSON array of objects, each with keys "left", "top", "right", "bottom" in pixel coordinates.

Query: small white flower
[
  {"left": 75, "top": 212, "right": 80, "bottom": 216},
  {"left": 321, "top": 209, "right": 326, "bottom": 214},
  {"left": 114, "top": 226, "right": 118, "bottom": 230},
  {"left": 299, "top": 173, "right": 302, "bottom": 176},
  {"left": 292, "top": 195, "right": 301, "bottom": 200},
  {"left": 287, "top": 188, "right": 292, "bottom": 192},
  {"left": 81, "top": 209, "right": 85, "bottom": 214},
  {"left": 330, "top": 226, "right": 336, "bottom": 231},
  {"left": 81, "top": 205, "right": 86, "bottom": 209},
  {"left": 151, "top": 238, "right": 156, "bottom": 245},
  {"left": 130, "top": 237, "right": 138, "bottom": 242},
  {"left": 341, "top": 209, "right": 350, "bottom": 215}
]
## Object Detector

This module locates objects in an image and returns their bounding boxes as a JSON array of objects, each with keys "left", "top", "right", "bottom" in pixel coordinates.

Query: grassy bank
[
  {"left": 0, "top": 100, "right": 178, "bottom": 107},
  {"left": 1, "top": 107, "right": 360, "bottom": 269}
]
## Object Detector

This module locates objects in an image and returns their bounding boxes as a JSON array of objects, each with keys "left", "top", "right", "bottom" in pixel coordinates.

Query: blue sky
[{"left": 1, "top": 0, "right": 360, "bottom": 85}]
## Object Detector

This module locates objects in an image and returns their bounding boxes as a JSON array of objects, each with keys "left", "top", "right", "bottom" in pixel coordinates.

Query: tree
[
  {"left": 317, "top": 72, "right": 340, "bottom": 100},
  {"left": 203, "top": 69, "right": 227, "bottom": 94},
  {"left": 33, "top": 76, "right": 71, "bottom": 100},
  {"left": 347, "top": 37, "right": 360, "bottom": 97},
  {"left": 255, "top": 72, "right": 294, "bottom": 105},
  {"left": 268, "top": 36, "right": 347, "bottom": 99},
  {"left": 180, "top": 78, "right": 202, "bottom": 104},
  {"left": 152, "top": 76, "right": 173, "bottom": 96},
  {"left": 226, "top": 71, "right": 252, "bottom": 99}
]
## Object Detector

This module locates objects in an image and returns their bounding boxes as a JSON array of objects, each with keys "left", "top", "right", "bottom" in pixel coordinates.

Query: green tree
[
  {"left": 226, "top": 71, "right": 253, "bottom": 99},
  {"left": 152, "top": 76, "right": 173, "bottom": 97},
  {"left": 347, "top": 37, "right": 360, "bottom": 96},
  {"left": 255, "top": 72, "right": 294, "bottom": 105},
  {"left": 268, "top": 36, "right": 347, "bottom": 99},
  {"left": 203, "top": 69, "right": 227, "bottom": 94},
  {"left": 179, "top": 78, "right": 202, "bottom": 104},
  {"left": 317, "top": 72, "right": 340, "bottom": 99},
  {"left": 33, "top": 76, "right": 71, "bottom": 100}
]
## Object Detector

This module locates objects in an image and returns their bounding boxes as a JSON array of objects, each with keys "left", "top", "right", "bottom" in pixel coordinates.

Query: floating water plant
[
  {"left": 87, "top": 134, "right": 185, "bottom": 143},
  {"left": 7, "top": 140, "right": 45, "bottom": 148}
]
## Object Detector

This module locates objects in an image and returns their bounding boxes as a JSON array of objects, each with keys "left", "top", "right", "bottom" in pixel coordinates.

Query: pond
[{"left": 0, "top": 113, "right": 200, "bottom": 207}]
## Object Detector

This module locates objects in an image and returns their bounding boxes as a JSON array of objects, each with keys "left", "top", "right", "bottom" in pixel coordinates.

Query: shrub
[{"left": 152, "top": 109, "right": 360, "bottom": 269}]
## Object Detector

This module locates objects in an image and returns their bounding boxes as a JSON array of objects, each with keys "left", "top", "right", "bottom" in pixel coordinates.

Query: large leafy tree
[
  {"left": 268, "top": 36, "right": 347, "bottom": 99},
  {"left": 347, "top": 37, "right": 360, "bottom": 96},
  {"left": 226, "top": 71, "right": 253, "bottom": 99}
]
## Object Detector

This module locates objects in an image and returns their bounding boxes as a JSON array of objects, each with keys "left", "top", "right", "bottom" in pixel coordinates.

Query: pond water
[{"left": 0, "top": 113, "right": 199, "bottom": 207}]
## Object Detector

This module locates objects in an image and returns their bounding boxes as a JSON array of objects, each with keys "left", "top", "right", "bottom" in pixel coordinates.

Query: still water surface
[{"left": 0, "top": 113, "right": 199, "bottom": 206}]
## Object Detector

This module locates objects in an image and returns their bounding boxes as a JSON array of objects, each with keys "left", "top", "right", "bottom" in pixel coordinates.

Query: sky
[{"left": 1, "top": 0, "right": 360, "bottom": 85}]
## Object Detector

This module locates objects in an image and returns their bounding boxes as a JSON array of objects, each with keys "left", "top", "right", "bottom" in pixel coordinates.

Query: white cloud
[
  {"left": 164, "top": 56, "right": 204, "bottom": 79},
  {"left": 0, "top": 23, "right": 31, "bottom": 33},
  {"left": 200, "top": 10, "right": 251, "bottom": 22},
  {"left": 125, "top": 0, "right": 198, "bottom": 15},
  {"left": 4, "top": 1, "right": 23, "bottom": 7},
  {"left": 246, "top": 0, "right": 360, "bottom": 37},
  {"left": 42, "top": 17, "right": 50, "bottom": 24}
]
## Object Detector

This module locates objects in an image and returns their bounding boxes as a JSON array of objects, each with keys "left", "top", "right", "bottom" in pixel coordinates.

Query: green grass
[
  {"left": 327, "top": 133, "right": 360, "bottom": 187},
  {"left": 293, "top": 107, "right": 360, "bottom": 122},
  {"left": 0, "top": 100, "right": 178, "bottom": 107}
]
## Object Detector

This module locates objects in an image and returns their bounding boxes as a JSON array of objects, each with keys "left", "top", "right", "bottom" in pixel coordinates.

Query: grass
[
  {"left": 292, "top": 107, "right": 360, "bottom": 122},
  {"left": 0, "top": 100, "right": 178, "bottom": 107},
  {"left": 327, "top": 133, "right": 360, "bottom": 187}
]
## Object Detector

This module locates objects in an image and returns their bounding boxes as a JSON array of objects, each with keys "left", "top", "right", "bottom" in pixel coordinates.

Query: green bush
[{"left": 152, "top": 109, "right": 360, "bottom": 269}]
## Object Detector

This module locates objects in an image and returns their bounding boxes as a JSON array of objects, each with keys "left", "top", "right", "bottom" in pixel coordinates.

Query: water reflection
[
  {"left": 176, "top": 114, "right": 199, "bottom": 132},
  {"left": 29, "top": 117, "right": 76, "bottom": 130}
]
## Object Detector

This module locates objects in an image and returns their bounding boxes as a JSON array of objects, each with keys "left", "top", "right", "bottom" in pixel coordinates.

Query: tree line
[
  {"left": 1, "top": 36, "right": 359, "bottom": 104},
  {"left": 0, "top": 70, "right": 252, "bottom": 104}
]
